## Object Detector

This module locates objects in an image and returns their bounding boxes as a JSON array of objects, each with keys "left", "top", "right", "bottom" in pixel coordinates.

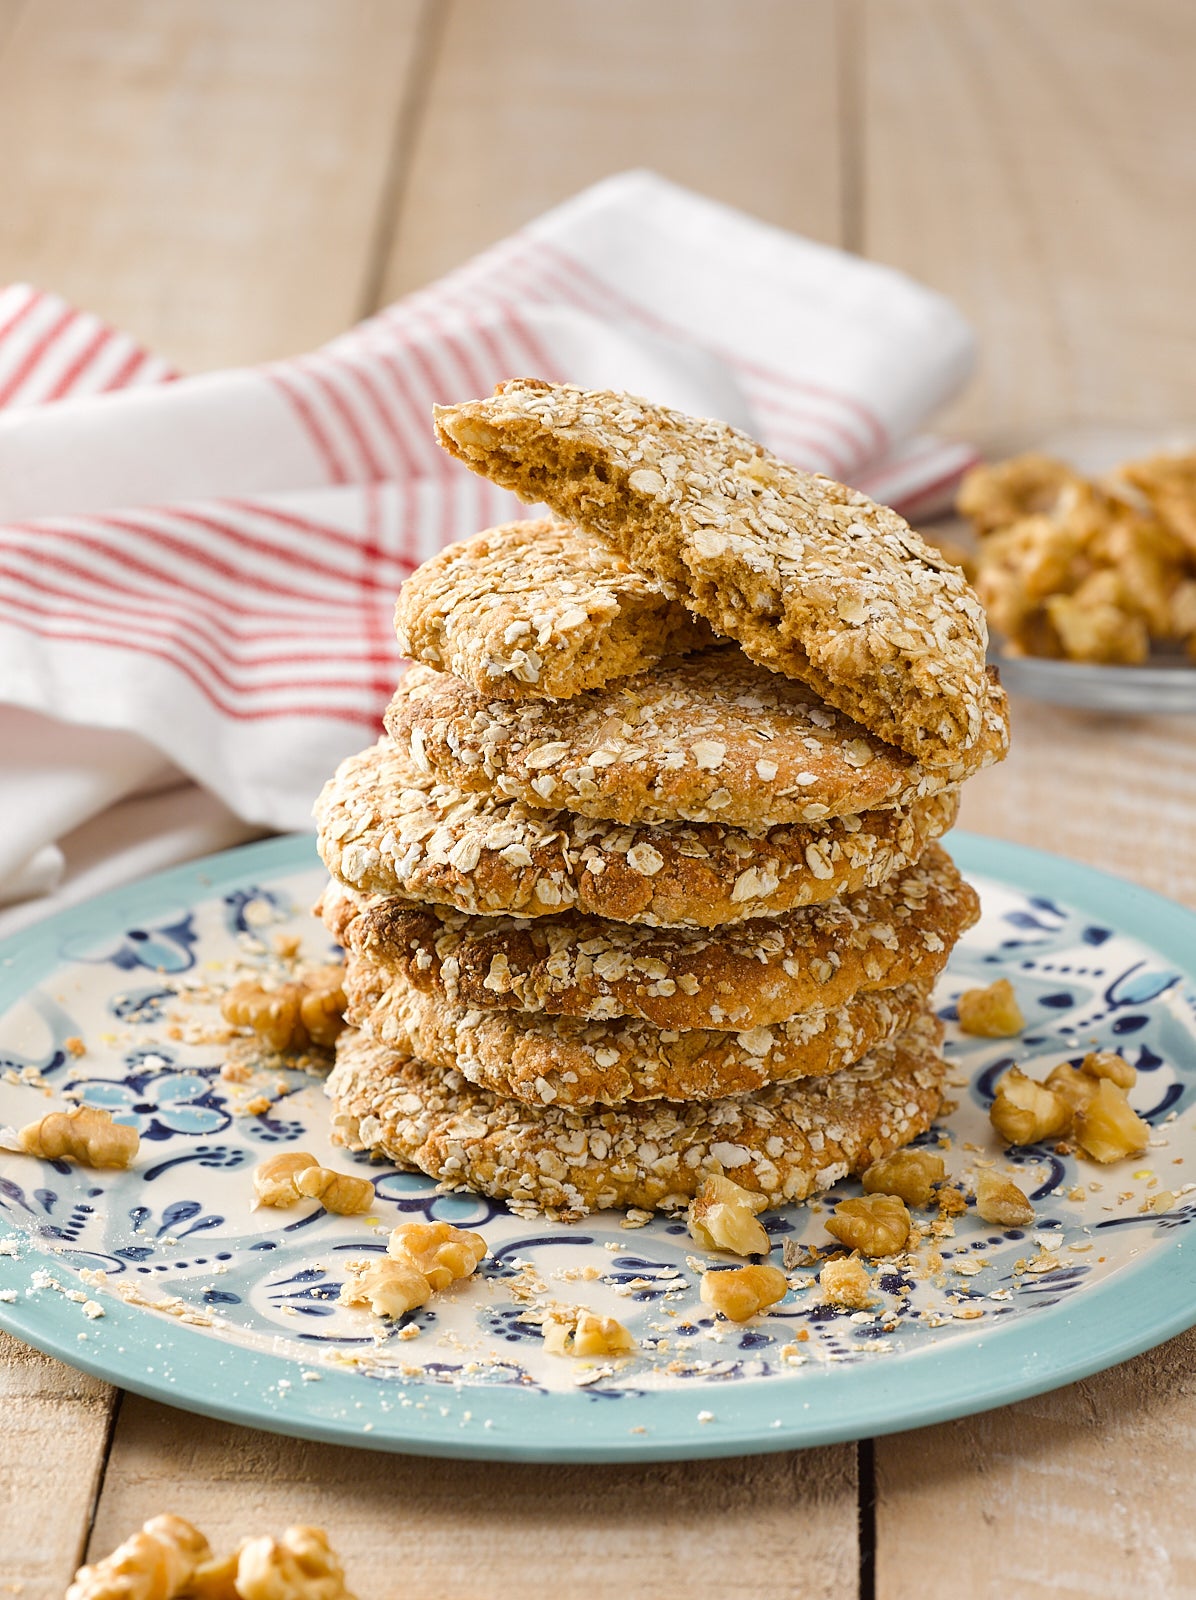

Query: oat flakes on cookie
[
  {"left": 345, "top": 967, "right": 931, "bottom": 1106},
  {"left": 433, "top": 380, "right": 991, "bottom": 768},
  {"left": 320, "top": 843, "right": 978, "bottom": 1031},
  {"left": 388, "top": 654, "right": 1009, "bottom": 828},
  {"left": 315, "top": 737, "right": 960, "bottom": 929},
  {"left": 394, "top": 517, "right": 711, "bottom": 699},
  {"left": 327, "top": 1013, "right": 947, "bottom": 1217}
]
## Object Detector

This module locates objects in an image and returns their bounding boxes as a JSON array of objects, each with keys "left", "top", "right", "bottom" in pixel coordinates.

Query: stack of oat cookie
[{"left": 315, "top": 381, "right": 1009, "bottom": 1219}]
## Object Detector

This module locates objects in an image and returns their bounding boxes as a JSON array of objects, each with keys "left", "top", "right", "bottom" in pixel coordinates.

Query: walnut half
[
  {"left": 825, "top": 1193, "right": 911, "bottom": 1257},
  {"left": 222, "top": 964, "right": 347, "bottom": 1054},
  {"left": 687, "top": 1174, "right": 770, "bottom": 1256},
  {"left": 18, "top": 1105, "right": 139, "bottom": 1169}
]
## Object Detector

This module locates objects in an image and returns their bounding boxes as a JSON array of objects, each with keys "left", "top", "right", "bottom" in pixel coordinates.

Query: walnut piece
[
  {"left": 339, "top": 1220, "right": 487, "bottom": 1320},
  {"left": 222, "top": 964, "right": 347, "bottom": 1053},
  {"left": 543, "top": 1305, "right": 637, "bottom": 1357},
  {"left": 69, "top": 1517, "right": 355, "bottom": 1600},
  {"left": 387, "top": 1219, "right": 487, "bottom": 1291},
  {"left": 234, "top": 1526, "right": 355, "bottom": 1600},
  {"left": 18, "top": 1105, "right": 138, "bottom": 1169},
  {"left": 1074, "top": 1077, "right": 1150, "bottom": 1163},
  {"left": 1080, "top": 1049, "right": 1137, "bottom": 1089},
  {"left": 819, "top": 1255, "right": 873, "bottom": 1309},
  {"left": 957, "top": 977, "right": 1025, "bottom": 1038},
  {"left": 687, "top": 1174, "right": 770, "bottom": 1256},
  {"left": 1044, "top": 1062, "right": 1099, "bottom": 1121},
  {"left": 699, "top": 1262, "right": 788, "bottom": 1322},
  {"left": 66, "top": 1514, "right": 211, "bottom": 1600},
  {"left": 861, "top": 1148, "right": 945, "bottom": 1208},
  {"left": 252, "top": 1151, "right": 374, "bottom": 1215},
  {"left": 998, "top": 1055, "right": 1146, "bottom": 1162},
  {"left": 974, "top": 1170, "right": 1035, "bottom": 1226},
  {"left": 825, "top": 1193, "right": 911, "bottom": 1257},
  {"left": 338, "top": 1256, "right": 430, "bottom": 1320},
  {"left": 989, "top": 1066, "right": 1071, "bottom": 1145}
]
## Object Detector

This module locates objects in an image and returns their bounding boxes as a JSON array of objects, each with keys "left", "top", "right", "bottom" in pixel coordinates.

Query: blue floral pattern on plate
[{"left": 0, "top": 832, "right": 1194, "bottom": 1461}]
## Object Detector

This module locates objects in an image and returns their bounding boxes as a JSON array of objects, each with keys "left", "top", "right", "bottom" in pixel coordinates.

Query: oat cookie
[
  {"left": 345, "top": 966, "right": 931, "bottom": 1106},
  {"left": 320, "top": 843, "right": 978, "bottom": 1030},
  {"left": 388, "top": 655, "right": 1009, "bottom": 828},
  {"left": 433, "top": 380, "right": 991, "bottom": 768},
  {"left": 328, "top": 1013, "right": 947, "bottom": 1217},
  {"left": 315, "top": 737, "right": 960, "bottom": 929},
  {"left": 394, "top": 518, "right": 711, "bottom": 699}
]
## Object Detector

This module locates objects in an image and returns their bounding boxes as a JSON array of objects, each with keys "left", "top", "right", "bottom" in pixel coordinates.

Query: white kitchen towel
[{"left": 0, "top": 169, "right": 976, "bottom": 907}]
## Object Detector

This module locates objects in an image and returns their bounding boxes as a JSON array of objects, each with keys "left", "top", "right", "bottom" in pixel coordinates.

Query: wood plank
[
  {"left": 0, "top": 0, "right": 431, "bottom": 371},
  {"left": 875, "top": 1330, "right": 1196, "bottom": 1600},
  {"left": 861, "top": 0, "right": 1196, "bottom": 441},
  {"left": 0, "top": 1333, "right": 117, "bottom": 1598},
  {"left": 959, "top": 700, "right": 1196, "bottom": 912},
  {"left": 87, "top": 1397, "right": 859, "bottom": 1599},
  {"left": 379, "top": 0, "right": 845, "bottom": 302}
]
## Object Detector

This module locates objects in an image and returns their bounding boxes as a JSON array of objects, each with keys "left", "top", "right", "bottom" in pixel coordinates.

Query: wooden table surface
[{"left": 3, "top": 3, "right": 1195, "bottom": 1595}]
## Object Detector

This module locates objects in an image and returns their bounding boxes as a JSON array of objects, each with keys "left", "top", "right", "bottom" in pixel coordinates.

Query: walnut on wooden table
[{"left": 65, "top": 1513, "right": 212, "bottom": 1600}]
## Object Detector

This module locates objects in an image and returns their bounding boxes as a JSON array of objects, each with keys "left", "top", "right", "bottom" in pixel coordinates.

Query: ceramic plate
[{"left": 0, "top": 833, "right": 1194, "bottom": 1463}]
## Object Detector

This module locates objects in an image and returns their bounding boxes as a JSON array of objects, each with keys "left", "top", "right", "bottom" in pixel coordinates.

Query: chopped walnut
[
  {"left": 1044, "top": 1062, "right": 1099, "bottom": 1121},
  {"left": 66, "top": 1513, "right": 211, "bottom": 1600},
  {"left": 387, "top": 1219, "right": 487, "bottom": 1291},
  {"left": 989, "top": 1066, "right": 1071, "bottom": 1145},
  {"left": 687, "top": 1174, "right": 770, "bottom": 1256},
  {"left": 543, "top": 1305, "right": 637, "bottom": 1357},
  {"left": 234, "top": 1526, "right": 355, "bottom": 1600},
  {"left": 961, "top": 447, "right": 1196, "bottom": 664},
  {"left": 936, "top": 1186, "right": 969, "bottom": 1218},
  {"left": 222, "top": 964, "right": 347, "bottom": 1053},
  {"left": 699, "top": 1262, "right": 788, "bottom": 1322},
  {"left": 974, "top": 1170, "right": 1035, "bottom": 1226},
  {"left": 825, "top": 1193, "right": 910, "bottom": 1257},
  {"left": 957, "top": 978, "right": 1025, "bottom": 1038},
  {"left": 338, "top": 1256, "right": 430, "bottom": 1320},
  {"left": 18, "top": 1105, "right": 139, "bottom": 1169},
  {"left": 861, "top": 1148, "right": 945, "bottom": 1209},
  {"left": 1080, "top": 1049, "right": 1137, "bottom": 1089},
  {"left": 252, "top": 1151, "right": 373, "bottom": 1215},
  {"left": 958, "top": 453, "right": 1081, "bottom": 535},
  {"left": 1074, "top": 1078, "right": 1150, "bottom": 1164},
  {"left": 69, "top": 1517, "right": 355, "bottom": 1600},
  {"left": 819, "top": 1255, "right": 873, "bottom": 1309}
]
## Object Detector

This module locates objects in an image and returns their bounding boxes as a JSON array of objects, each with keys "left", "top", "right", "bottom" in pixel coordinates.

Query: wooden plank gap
[
  {"left": 78, "top": 1388, "right": 124, "bottom": 1567},
  {"left": 356, "top": 0, "right": 450, "bottom": 316},
  {"left": 858, "top": 1434, "right": 877, "bottom": 1600},
  {"left": 837, "top": 0, "right": 866, "bottom": 255}
]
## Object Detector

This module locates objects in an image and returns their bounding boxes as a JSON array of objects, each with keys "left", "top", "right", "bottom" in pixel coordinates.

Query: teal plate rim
[{"left": 1, "top": 830, "right": 1194, "bottom": 1463}]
